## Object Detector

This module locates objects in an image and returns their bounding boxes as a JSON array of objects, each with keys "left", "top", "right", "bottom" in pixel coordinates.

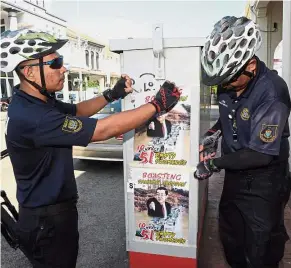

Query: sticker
[
  {"left": 62, "top": 116, "right": 83, "bottom": 133},
  {"left": 127, "top": 180, "right": 134, "bottom": 193},
  {"left": 240, "top": 108, "right": 250, "bottom": 121},
  {"left": 260, "top": 124, "right": 278, "bottom": 142}
]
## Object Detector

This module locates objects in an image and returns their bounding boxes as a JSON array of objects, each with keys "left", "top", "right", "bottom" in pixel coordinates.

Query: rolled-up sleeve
[{"left": 249, "top": 99, "right": 289, "bottom": 155}]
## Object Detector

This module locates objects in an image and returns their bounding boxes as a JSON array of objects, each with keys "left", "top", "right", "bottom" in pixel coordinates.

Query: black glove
[
  {"left": 199, "top": 130, "right": 221, "bottom": 161},
  {"left": 194, "top": 159, "right": 220, "bottom": 181},
  {"left": 103, "top": 77, "right": 129, "bottom": 103},
  {"left": 150, "top": 81, "right": 181, "bottom": 115}
]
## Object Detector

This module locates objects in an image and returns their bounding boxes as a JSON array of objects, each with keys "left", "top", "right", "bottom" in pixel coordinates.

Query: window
[
  {"left": 91, "top": 51, "right": 94, "bottom": 70},
  {"left": 85, "top": 50, "right": 89, "bottom": 67},
  {"left": 1, "top": 19, "right": 5, "bottom": 34},
  {"left": 0, "top": 71, "right": 14, "bottom": 99},
  {"left": 96, "top": 53, "right": 99, "bottom": 70}
]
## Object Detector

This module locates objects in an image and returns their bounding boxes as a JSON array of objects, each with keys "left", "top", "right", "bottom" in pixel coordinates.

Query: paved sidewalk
[{"left": 198, "top": 170, "right": 291, "bottom": 267}]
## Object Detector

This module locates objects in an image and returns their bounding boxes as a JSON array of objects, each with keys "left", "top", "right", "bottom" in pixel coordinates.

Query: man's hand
[
  {"left": 150, "top": 81, "right": 181, "bottom": 115},
  {"left": 103, "top": 74, "right": 133, "bottom": 103},
  {"left": 194, "top": 159, "right": 220, "bottom": 180},
  {"left": 199, "top": 130, "right": 221, "bottom": 161}
]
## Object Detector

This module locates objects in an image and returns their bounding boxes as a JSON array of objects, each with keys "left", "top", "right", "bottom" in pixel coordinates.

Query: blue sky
[{"left": 49, "top": 0, "right": 248, "bottom": 42}]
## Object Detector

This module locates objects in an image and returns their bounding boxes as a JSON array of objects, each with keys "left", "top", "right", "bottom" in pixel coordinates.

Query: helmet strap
[
  {"left": 242, "top": 70, "right": 254, "bottom": 79},
  {"left": 18, "top": 58, "right": 55, "bottom": 99}
]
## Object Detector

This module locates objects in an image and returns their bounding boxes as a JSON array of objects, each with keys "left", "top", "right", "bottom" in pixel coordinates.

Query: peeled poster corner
[{"left": 132, "top": 168, "right": 189, "bottom": 245}]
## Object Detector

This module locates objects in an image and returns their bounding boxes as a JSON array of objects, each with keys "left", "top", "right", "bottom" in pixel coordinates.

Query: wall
[{"left": 267, "top": 0, "right": 283, "bottom": 68}]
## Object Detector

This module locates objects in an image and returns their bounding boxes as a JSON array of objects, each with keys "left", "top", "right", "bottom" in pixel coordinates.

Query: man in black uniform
[
  {"left": 1, "top": 29, "right": 181, "bottom": 267},
  {"left": 194, "top": 16, "right": 291, "bottom": 267}
]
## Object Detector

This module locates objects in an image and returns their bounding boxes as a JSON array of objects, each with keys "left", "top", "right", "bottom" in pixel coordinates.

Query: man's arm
[
  {"left": 76, "top": 75, "right": 132, "bottom": 117},
  {"left": 76, "top": 96, "right": 108, "bottom": 117},
  {"left": 213, "top": 99, "right": 288, "bottom": 170},
  {"left": 213, "top": 148, "right": 273, "bottom": 170},
  {"left": 91, "top": 103, "right": 156, "bottom": 141}
]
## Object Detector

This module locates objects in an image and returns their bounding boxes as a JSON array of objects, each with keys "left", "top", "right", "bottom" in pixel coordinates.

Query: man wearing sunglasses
[
  {"left": 195, "top": 16, "right": 291, "bottom": 267},
  {"left": 1, "top": 28, "right": 181, "bottom": 267}
]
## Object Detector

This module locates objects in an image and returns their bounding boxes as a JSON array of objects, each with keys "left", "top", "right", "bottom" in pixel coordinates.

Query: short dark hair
[{"left": 156, "top": 187, "right": 168, "bottom": 195}]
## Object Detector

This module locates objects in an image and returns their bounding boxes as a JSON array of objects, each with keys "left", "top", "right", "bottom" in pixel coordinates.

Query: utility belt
[{"left": 19, "top": 198, "right": 78, "bottom": 217}]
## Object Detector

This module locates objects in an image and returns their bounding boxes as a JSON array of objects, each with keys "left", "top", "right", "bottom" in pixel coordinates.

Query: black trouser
[
  {"left": 219, "top": 161, "right": 291, "bottom": 268},
  {"left": 16, "top": 199, "right": 79, "bottom": 268}
]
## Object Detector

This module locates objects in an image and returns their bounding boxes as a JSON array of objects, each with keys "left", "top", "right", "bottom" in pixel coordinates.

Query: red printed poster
[
  {"left": 132, "top": 168, "right": 189, "bottom": 245},
  {"left": 131, "top": 73, "right": 191, "bottom": 167}
]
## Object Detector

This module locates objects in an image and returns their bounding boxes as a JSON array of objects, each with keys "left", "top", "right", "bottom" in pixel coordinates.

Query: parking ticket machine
[{"left": 110, "top": 24, "right": 211, "bottom": 268}]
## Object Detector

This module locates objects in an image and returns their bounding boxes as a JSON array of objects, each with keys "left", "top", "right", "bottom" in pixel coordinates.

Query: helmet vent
[
  {"left": 216, "top": 59, "right": 220, "bottom": 68},
  {"left": 205, "top": 41, "right": 210, "bottom": 52},
  {"left": 1, "top": 42, "right": 10, "bottom": 49},
  {"left": 256, "top": 31, "right": 260, "bottom": 38},
  {"left": 28, "top": 40, "right": 36, "bottom": 46},
  {"left": 243, "top": 51, "right": 250, "bottom": 61},
  {"left": 235, "top": 51, "right": 242, "bottom": 59},
  {"left": 23, "top": 47, "right": 34, "bottom": 53},
  {"left": 1, "top": 61, "right": 8, "bottom": 67},
  {"left": 212, "top": 34, "right": 221, "bottom": 46},
  {"left": 223, "top": 29, "right": 233, "bottom": 40},
  {"left": 219, "top": 43, "right": 227, "bottom": 53},
  {"left": 228, "top": 39, "right": 236, "bottom": 49},
  {"left": 210, "top": 29, "right": 216, "bottom": 39},
  {"left": 9, "top": 47, "right": 21, "bottom": 54},
  {"left": 234, "top": 26, "right": 245, "bottom": 37},
  {"left": 248, "top": 28, "right": 254, "bottom": 36},
  {"left": 248, "top": 38, "right": 256, "bottom": 49},
  {"left": 14, "top": 39, "right": 25, "bottom": 45},
  {"left": 227, "top": 61, "right": 238, "bottom": 69},
  {"left": 223, "top": 54, "right": 229, "bottom": 65},
  {"left": 239, "top": 38, "right": 247, "bottom": 48},
  {"left": 36, "top": 47, "right": 46, "bottom": 53},
  {"left": 208, "top": 51, "right": 216, "bottom": 61},
  {"left": 221, "top": 23, "right": 229, "bottom": 33},
  {"left": 1, "top": 52, "right": 8, "bottom": 58}
]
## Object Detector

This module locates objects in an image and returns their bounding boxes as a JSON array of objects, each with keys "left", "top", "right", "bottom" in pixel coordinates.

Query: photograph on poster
[
  {"left": 131, "top": 73, "right": 191, "bottom": 167},
  {"left": 132, "top": 168, "right": 189, "bottom": 245}
]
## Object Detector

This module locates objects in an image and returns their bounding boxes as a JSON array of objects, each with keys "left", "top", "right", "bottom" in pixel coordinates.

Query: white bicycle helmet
[
  {"left": 1, "top": 28, "right": 68, "bottom": 98},
  {"left": 1, "top": 28, "right": 67, "bottom": 72},
  {"left": 201, "top": 16, "right": 262, "bottom": 86}
]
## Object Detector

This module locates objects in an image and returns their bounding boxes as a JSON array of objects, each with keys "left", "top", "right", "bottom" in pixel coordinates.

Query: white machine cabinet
[{"left": 110, "top": 24, "right": 211, "bottom": 268}]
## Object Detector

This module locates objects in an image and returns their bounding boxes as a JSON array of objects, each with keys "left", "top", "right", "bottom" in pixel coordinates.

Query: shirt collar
[{"left": 14, "top": 85, "right": 56, "bottom": 106}]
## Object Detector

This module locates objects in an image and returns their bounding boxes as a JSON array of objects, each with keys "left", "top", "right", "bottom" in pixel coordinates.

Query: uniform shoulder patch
[
  {"left": 62, "top": 116, "right": 82, "bottom": 133},
  {"left": 260, "top": 124, "right": 278, "bottom": 143},
  {"left": 240, "top": 108, "right": 250, "bottom": 120}
]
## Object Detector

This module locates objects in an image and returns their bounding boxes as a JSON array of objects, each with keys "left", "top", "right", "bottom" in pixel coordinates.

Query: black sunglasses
[{"left": 19, "top": 56, "right": 64, "bottom": 70}]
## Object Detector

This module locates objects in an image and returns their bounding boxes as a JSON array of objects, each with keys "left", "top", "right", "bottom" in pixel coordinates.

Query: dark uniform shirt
[
  {"left": 5, "top": 86, "right": 97, "bottom": 208},
  {"left": 218, "top": 57, "right": 291, "bottom": 159}
]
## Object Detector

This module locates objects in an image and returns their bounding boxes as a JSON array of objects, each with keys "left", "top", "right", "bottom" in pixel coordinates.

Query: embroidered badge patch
[
  {"left": 62, "top": 116, "right": 82, "bottom": 133},
  {"left": 260, "top": 124, "right": 278, "bottom": 143},
  {"left": 240, "top": 108, "right": 250, "bottom": 120}
]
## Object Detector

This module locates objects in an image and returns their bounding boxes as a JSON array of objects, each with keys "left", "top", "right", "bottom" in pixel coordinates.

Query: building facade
[
  {"left": 62, "top": 28, "right": 121, "bottom": 103},
  {"left": 0, "top": 0, "right": 121, "bottom": 103},
  {"left": 0, "top": 0, "right": 67, "bottom": 99},
  {"left": 245, "top": 0, "right": 291, "bottom": 89}
]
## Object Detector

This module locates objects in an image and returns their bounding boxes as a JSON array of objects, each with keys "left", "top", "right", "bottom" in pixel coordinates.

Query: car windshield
[{"left": 98, "top": 99, "right": 121, "bottom": 114}]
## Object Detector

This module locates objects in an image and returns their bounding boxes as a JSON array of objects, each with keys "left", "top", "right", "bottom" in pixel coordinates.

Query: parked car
[
  {"left": 1, "top": 96, "right": 12, "bottom": 111},
  {"left": 73, "top": 99, "right": 123, "bottom": 161}
]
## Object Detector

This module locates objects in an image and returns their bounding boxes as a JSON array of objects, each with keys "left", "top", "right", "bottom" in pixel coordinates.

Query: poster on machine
[
  {"left": 131, "top": 73, "right": 191, "bottom": 167},
  {"left": 131, "top": 167, "right": 189, "bottom": 245}
]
